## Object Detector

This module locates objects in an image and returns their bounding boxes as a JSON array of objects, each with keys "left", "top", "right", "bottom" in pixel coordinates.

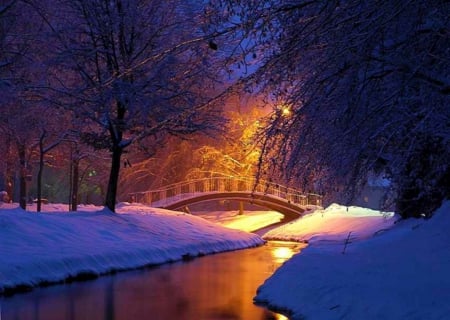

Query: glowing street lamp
[
  {"left": 276, "top": 104, "right": 292, "bottom": 117},
  {"left": 281, "top": 106, "right": 291, "bottom": 117}
]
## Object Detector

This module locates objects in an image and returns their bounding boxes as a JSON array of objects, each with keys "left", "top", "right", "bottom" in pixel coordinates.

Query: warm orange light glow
[
  {"left": 272, "top": 247, "right": 294, "bottom": 261},
  {"left": 275, "top": 314, "right": 290, "bottom": 320},
  {"left": 281, "top": 107, "right": 291, "bottom": 117}
]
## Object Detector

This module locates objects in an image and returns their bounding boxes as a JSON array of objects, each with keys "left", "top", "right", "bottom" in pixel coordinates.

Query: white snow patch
[
  {"left": 255, "top": 202, "right": 450, "bottom": 319},
  {"left": 196, "top": 210, "right": 284, "bottom": 232},
  {"left": 0, "top": 202, "right": 263, "bottom": 293},
  {"left": 3, "top": 200, "right": 449, "bottom": 320},
  {"left": 262, "top": 203, "right": 398, "bottom": 243}
]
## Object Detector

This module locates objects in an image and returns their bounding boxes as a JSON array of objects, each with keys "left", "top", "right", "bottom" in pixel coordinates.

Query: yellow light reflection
[
  {"left": 272, "top": 247, "right": 294, "bottom": 261},
  {"left": 275, "top": 314, "right": 289, "bottom": 320}
]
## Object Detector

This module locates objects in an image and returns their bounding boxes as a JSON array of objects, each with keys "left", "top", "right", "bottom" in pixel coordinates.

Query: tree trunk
[
  {"left": 5, "top": 139, "right": 13, "bottom": 203},
  {"left": 6, "top": 176, "right": 13, "bottom": 203},
  {"left": 71, "top": 158, "right": 79, "bottom": 211},
  {"left": 36, "top": 136, "right": 45, "bottom": 212},
  {"left": 18, "top": 145, "right": 27, "bottom": 210},
  {"left": 105, "top": 146, "right": 122, "bottom": 212},
  {"left": 105, "top": 101, "right": 126, "bottom": 213}
]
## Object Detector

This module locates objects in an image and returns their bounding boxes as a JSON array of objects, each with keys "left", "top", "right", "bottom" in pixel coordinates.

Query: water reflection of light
[
  {"left": 275, "top": 313, "right": 289, "bottom": 320},
  {"left": 272, "top": 247, "right": 294, "bottom": 261}
]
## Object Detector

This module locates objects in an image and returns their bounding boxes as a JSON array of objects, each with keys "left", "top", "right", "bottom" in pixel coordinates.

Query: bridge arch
[
  {"left": 129, "top": 176, "right": 322, "bottom": 217},
  {"left": 164, "top": 192, "right": 308, "bottom": 218}
]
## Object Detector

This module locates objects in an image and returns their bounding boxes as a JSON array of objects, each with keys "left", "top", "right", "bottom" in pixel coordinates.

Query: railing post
[
  {"left": 175, "top": 184, "right": 181, "bottom": 200},
  {"left": 160, "top": 190, "right": 166, "bottom": 206}
]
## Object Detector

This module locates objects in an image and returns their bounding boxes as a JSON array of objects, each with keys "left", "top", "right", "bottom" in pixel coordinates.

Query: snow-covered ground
[
  {"left": 263, "top": 203, "right": 397, "bottom": 243},
  {"left": 196, "top": 210, "right": 284, "bottom": 232},
  {"left": 1, "top": 200, "right": 449, "bottom": 319},
  {"left": 255, "top": 202, "right": 450, "bottom": 319},
  {"left": 0, "top": 202, "right": 263, "bottom": 294}
]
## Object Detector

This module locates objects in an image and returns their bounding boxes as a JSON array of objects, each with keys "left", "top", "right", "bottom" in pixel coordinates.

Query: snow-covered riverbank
[
  {"left": 2, "top": 200, "right": 448, "bottom": 319},
  {"left": 0, "top": 202, "right": 263, "bottom": 294},
  {"left": 255, "top": 202, "right": 450, "bottom": 319}
]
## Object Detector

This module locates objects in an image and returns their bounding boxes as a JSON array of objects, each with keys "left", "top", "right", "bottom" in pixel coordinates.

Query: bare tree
[
  {"left": 185, "top": 105, "right": 265, "bottom": 179},
  {"left": 31, "top": 0, "right": 226, "bottom": 211},
  {"left": 118, "top": 95, "right": 265, "bottom": 197},
  {"left": 208, "top": 0, "right": 450, "bottom": 217},
  {"left": 0, "top": 0, "right": 49, "bottom": 209},
  {"left": 0, "top": 3, "right": 14, "bottom": 197},
  {"left": 34, "top": 109, "right": 69, "bottom": 212},
  {"left": 0, "top": 0, "right": 17, "bottom": 95},
  {"left": 0, "top": 104, "right": 40, "bottom": 209}
]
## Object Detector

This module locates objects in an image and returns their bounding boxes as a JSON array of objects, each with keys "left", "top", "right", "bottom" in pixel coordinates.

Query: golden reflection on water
[
  {"left": 2, "top": 241, "right": 306, "bottom": 319},
  {"left": 275, "top": 314, "right": 290, "bottom": 320},
  {"left": 269, "top": 240, "right": 306, "bottom": 265},
  {"left": 272, "top": 247, "right": 295, "bottom": 261}
]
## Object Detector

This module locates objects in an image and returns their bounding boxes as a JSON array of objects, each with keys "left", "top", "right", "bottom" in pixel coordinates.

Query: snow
[
  {"left": 1, "top": 200, "right": 449, "bottom": 320},
  {"left": 196, "top": 210, "right": 284, "bottom": 232},
  {"left": 263, "top": 203, "right": 397, "bottom": 243},
  {"left": 0, "top": 202, "right": 263, "bottom": 294},
  {"left": 255, "top": 201, "right": 450, "bottom": 320}
]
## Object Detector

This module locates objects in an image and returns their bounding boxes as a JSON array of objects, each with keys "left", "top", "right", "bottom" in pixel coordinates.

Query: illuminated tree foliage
[
  {"left": 208, "top": 0, "right": 450, "bottom": 217},
  {"left": 118, "top": 99, "right": 265, "bottom": 197}
]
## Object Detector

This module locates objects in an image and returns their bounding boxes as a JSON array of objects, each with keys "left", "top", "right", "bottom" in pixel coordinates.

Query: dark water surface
[{"left": 1, "top": 241, "right": 305, "bottom": 320}]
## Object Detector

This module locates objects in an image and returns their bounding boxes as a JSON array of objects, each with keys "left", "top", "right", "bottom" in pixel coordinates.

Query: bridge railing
[{"left": 129, "top": 176, "right": 322, "bottom": 208}]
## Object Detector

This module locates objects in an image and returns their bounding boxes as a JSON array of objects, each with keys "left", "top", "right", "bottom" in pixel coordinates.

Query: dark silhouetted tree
[
  {"left": 0, "top": 0, "right": 51, "bottom": 209},
  {"left": 33, "top": 0, "right": 226, "bottom": 211},
  {"left": 208, "top": 0, "right": 450, "bottom": 217}
]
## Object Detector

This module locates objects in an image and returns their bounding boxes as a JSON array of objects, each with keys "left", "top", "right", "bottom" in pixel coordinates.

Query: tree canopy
[
  {"left": 207, "top": 0, "right": 450, "bottom": 217},
  {"left": 0, "top": 0, "right": 228, "bottom": 211},
  {"left": 32, "top": 0, "right": 226, "bottom": 211}
]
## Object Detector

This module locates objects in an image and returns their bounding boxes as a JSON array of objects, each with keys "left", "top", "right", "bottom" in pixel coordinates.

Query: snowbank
[
  {"left": 255, "top": 202, "right": 450, "bottom": 319},
  {"left": 196, "top": 210, "right": 284, "bottom": 232},
  {"left": 0, "top": 203, "right": 263, "bottom": 294},
  {"left": 262, "top": 203, "right": 398, "bottom": 243}
]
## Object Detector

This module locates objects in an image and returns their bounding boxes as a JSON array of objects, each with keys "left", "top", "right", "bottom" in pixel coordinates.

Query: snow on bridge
[{"left": 129, "top": 176, "right": 322, "bottom": 218}]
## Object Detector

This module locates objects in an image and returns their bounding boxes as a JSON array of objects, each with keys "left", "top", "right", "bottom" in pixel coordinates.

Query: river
[{"left": 1, "top": 241, "right": 305, "bottom": 320}]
